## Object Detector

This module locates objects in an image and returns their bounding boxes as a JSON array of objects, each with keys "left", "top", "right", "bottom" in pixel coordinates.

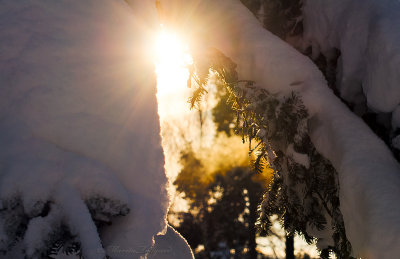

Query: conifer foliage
[
  {"left": 0, "top": 196, "right": 129, "bottom": 258},
  {"left": 189, "top": 49, "right": 353, "bottom": 258}
]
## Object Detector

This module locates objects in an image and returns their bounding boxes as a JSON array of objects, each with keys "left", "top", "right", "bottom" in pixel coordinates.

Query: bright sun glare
[{"left": 154, "top": 29, "right": 193, "bottom": 95}]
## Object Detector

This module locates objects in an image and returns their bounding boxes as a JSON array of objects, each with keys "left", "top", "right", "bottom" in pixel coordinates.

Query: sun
[{"left": 154, "top": 29, "right": 193, "bottom": 95}]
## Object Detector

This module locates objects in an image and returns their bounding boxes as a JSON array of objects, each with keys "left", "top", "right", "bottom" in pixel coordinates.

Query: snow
[
  {"left": 3, "top": 0, "right": 400, "bottom": 257},
  {"left": 286, "top": 144, "right": 310, "bottom": 169},
  {"left": 148, "top": 225, "right": 194, "bottom": 259},
  {"left": 302, "top": 0, "right": 400, "bottom": 116},
  {"left": 160, "top": 0, "right": 400, "bottom": 257},
  {"left": 23, "top": 204, "right": 61, "bottom": 258},
  {"left": 300, "top": 1, "right": 400, "bottom": 255},
  {"left": 392, "top": 106, "right": 400, "bottom": 129},
  {"left": 233, "top": 3, "right": 400, "bottom": 257},
  {"left": 0, "top": 0, "right": 192, "bottom": 258}
]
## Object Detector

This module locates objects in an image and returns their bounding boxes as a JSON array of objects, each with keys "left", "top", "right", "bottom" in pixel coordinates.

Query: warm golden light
[
  {"left": 153, "top": 28, "right": 197, "bottom": 215},
  {"left": 154, "top": 29, "right": 193, "bottom": 95}
]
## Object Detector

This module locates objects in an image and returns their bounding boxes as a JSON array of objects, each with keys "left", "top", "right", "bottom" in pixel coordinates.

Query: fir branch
[{"left": 189, "top": 48, "right": 353, "bottom": 258}]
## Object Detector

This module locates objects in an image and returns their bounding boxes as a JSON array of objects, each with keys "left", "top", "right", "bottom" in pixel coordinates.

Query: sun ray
[{"left": 154, "top": 28, "right": 193, "bottom": 95}]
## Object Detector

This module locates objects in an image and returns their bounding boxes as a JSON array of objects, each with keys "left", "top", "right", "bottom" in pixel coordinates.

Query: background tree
[
  {"left": 173, "top": 146, "right": 270, "bottom": 258},
  {"left": 167, "top": 77, "right": 272, "bottom": 258},
  {"left": 211, "top": 79, "right": 298, "bottom": 259}
]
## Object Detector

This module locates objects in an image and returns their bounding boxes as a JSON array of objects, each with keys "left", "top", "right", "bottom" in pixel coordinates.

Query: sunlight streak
[
  {"left": 153, "top": 27, "right": 197, "bottom": 216},
  {"left": 154, "top": 28, "right": 193, "bottom": 95}
]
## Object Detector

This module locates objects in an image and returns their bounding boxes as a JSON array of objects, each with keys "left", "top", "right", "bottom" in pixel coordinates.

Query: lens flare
[{"left": 154, "top": 29, "right": 193, "bottom": 95}]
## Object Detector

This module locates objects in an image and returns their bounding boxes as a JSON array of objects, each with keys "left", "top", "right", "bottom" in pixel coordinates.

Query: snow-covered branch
[
  {"left": 162, "top": 0, "right": 400, "bottom": 257},
  {"left": 0, "top": 1, "right": 193, "bottom": 258}
]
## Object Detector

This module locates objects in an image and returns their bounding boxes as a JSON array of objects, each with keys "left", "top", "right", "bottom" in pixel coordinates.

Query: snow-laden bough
[
  {"left": 0, "top": 0, "right": 193, "bottom": 258},
  {"left": 161, "top": 0, "right": 400, "bottom": 257}
]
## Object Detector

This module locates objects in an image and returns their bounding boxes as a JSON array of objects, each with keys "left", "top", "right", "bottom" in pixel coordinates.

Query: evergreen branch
[{"left": 189, "top": 48, "right": 353, "bottom": 258}]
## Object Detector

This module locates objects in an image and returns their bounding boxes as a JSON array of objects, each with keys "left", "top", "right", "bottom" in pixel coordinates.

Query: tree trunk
[
  {"left": 248, "top": 190, "right": 258, "bottom": 259},
  {"left": 285, "top": 235, "right": 295, "bottom": 259}
]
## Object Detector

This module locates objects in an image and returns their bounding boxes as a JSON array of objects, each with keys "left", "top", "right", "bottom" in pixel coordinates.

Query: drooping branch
[{"left": 189, "top": 49, "right": 353, "bottom": 258}]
